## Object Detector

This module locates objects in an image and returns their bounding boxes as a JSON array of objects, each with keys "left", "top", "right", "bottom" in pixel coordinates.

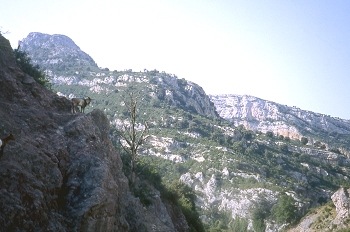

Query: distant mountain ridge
[
  {"left": 210, "top": 94, "right": 350, "bottom": 144},
  {"left": 18, "top": 31, "right": 350, "bottom": 159},
  {"left": 21, "top": 33, "right": 350, "bottom": 143}
]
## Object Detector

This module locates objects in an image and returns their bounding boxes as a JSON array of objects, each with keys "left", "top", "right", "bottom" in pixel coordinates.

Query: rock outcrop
[
  {"left": 152, "top": 75, "right": 218, "bottom": 119},
  {"left": 289, "top": 188, "right": 350, "bottom": 231},
  {"left": 0, "top": 34, "right": 188, "bottom": 231},
  {"left": 331, "top": 188, "right": 350, "bottom": 224}
]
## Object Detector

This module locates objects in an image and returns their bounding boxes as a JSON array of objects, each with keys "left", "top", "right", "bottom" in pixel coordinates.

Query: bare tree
[{"left": 116, "top": 89, "right": 148, "bottom": 183}]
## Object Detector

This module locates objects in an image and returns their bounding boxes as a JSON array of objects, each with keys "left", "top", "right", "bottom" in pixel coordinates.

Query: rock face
[
  {"left": 331, "top": 188, "right": 350, "bottom": 223},
  {"left": 180, "top": 171, "right": 278, "bottom": 224},
  {"left": 0, "top": 34, "right": 188, "bottom": 231},
  {"left": 210, "top": 94, "right": 350, "bottom": 139},
  {"left": 290, "top": 188, "right": 350, "bottom": 231},
  {"left": 153, "top": 75, "right": 218, "bottom": 119},
  {"left": 19, "top": 32, "right": 97, "bottom": 68}
]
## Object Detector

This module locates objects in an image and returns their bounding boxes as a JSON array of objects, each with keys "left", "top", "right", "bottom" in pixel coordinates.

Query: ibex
[
  {"left": 0, "top": 134, "right": 15, "bottom": 156},
  {"left": 71, "top": 97, "right": 92, "bottom": 114}
]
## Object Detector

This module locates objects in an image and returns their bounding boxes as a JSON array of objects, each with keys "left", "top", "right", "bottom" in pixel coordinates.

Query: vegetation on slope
[
  {"left": 51, "top": 68, "right": 349, "bottom": 229},
  {"left": 20, "top": 41, "right": 350, "bottom": 230}
]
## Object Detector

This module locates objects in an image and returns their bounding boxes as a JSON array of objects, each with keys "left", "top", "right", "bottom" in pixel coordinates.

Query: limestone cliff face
[
  {"left": 210, "top": 94, "right": 350, "bottom": 140},
  {"left": 331, "top": 188, "right": 350, "bottom": 223},
  {"left": 0, "top": 34, "right": 188, "bottom": 231},
  {"left": 153, "top": 75, "right": 218, "bottom": 119}
]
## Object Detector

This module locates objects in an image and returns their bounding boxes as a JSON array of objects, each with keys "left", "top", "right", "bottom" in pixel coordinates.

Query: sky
[{"left": 2, "top": 0, "right": 350, "bottom": 119}]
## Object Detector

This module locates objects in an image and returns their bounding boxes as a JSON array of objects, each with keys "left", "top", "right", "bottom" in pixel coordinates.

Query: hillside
[
  {"left": 17, "top": 32, "right": 350, "bottom": 231},
  {"left": 0, "top": 34, "right": 195, "bottom": 231}
]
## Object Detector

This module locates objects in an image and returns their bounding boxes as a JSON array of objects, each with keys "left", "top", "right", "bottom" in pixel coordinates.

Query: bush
[
  {"left": 279, "top": 144, "right": 289, "bottom": 153},
  {"left": 231, "top": 216, "right": 249, "bottom": 232},
  {"left": 301, "top": 137, "right": 308, "bottom": 145},
  {"left": 132, "top": 182, "right": 154, "bottom": 206},
  {"left": 166, "top": 180, "right": 205, "bottom": 232},
  {"left": 13, "top": 49, "right": 52, "bottom": 89},
  {"left": 272, "top": 193, "right": 297, "bottom": 224},
  {"left": 252, "top": 201, "right": 271, "bottom": 232},
  {"left": 266, "top": 131, "right": 274, "bottom": 138},
  {"left": 329, "top": 148, "right": 341, "bottom": 154}
]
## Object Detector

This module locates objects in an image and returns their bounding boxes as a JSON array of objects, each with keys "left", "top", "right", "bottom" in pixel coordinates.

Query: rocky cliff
[
  {"left": 210, "top": 94, "right": 350, "bottom": 140},
  {"left": 151, "top": 74, "right": 218, "bottom": 118},
  {"left": 0, "top": 34, "right": 188, "bottom": 231}
]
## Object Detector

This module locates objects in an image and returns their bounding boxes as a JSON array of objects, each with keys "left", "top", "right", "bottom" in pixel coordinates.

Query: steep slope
[
  {"left": 0, "top": 34, "right": 189, "bottom": 231},
  {"left": 18, "top": 32, "right": 350, "bottom": 231}
]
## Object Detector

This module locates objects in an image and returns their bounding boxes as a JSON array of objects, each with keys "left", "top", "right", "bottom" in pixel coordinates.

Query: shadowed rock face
[
  {"left": 0, "top": 34, "right": 188, "bottom": 231},
  {"left": 0, "top": 34, "right": 129, "bottom": 231}
]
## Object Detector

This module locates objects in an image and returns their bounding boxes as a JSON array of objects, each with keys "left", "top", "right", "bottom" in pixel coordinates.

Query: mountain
[
  {"left": 17, "top": 32, "right": 350, "bottom": 231},
  {"left": 19, "top": 32, "right": 97, "bottom": 73},
  {"left": 0, "top": 34, "right": 192, "bottom": 231}
]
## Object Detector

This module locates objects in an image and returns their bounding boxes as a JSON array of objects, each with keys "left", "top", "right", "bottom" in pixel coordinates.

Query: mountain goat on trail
[{"left": 71, "top": 97, "right": 92, "bottom": 114}]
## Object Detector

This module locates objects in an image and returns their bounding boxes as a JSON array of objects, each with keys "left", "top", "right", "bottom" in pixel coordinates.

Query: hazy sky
[{"left": 2, "top": 0, "right": 350, "bottom": 119}]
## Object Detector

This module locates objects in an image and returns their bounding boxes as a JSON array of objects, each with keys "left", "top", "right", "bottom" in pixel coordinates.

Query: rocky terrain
[
  {"left": 0, "top": 34, "right": 189, "bottom": 231},
  {"left": 15, "top": 32, "right": 350, "bottom": 231},
  {"left": 288, "top": 187, "right": 350, "bottom": 231}
]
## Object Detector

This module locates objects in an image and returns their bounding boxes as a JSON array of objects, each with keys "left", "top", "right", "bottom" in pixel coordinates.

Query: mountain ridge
[{"left": 210, "top": 94, "right": 350, "bottom": 156}]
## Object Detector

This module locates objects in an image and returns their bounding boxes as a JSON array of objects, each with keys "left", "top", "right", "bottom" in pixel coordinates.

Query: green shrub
[
  {"left": 252, "top": 201, "right": 271, "bottom": 232},
  {"left": 301, "top": 137, "right": 308, "bottom": 145},
  {"left": 266, "top": 131, "right": 274, "bottom": 138},
  {"left": 231, "top": 216, "right": 249, "bottom": 232},
  {"left": 132, "top": 182, "right": 154, "bottom": 206},
  {"left": 13, "top": 49, "right": 52, "bottom": 89},
  {"left": 131, "top": 159, "right": 204, "bottom": 231},
  {"left": 336, "top": 228, "right": 350, "bottom": 232},
  {"left": 166, "top": 180, "right": 205, "bottom": 232},
  {"left": 271, "top": 193, "right": 298, "bottom": 224}
]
